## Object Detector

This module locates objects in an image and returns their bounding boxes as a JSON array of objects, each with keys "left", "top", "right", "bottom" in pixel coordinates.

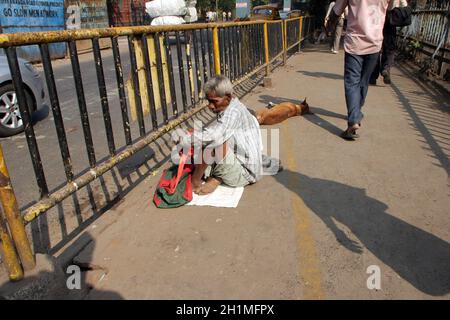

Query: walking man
[{"left": 327, "top": 0, "right": 395, "bottom": 140}]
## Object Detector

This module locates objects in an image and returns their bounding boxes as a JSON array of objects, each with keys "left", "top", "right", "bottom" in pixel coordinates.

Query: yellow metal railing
[{"left": 0, "top": 17, "right": 314, "bottom": 281}]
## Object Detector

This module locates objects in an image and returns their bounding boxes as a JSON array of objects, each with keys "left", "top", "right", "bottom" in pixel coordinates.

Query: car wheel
[{"left": 0, "top": 83, "right": 33, "bottom": 137}]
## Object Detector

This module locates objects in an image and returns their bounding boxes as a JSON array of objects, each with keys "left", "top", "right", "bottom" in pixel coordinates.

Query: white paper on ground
[{"left": 187, "top": 185, "right": 244, "bottom": 208}]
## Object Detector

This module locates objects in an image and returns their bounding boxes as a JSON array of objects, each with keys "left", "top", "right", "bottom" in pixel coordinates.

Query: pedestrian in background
[
  {"left": 330, "top": 5, "right": 348, "bottom": 54},
  {"left": 327, "top": 0, "right": 394, "bottom": 140},
  {"left": 370, "top": 0, "right": 408, "bottom": 85},
  {"left": 317, "top": 1, "right": 334, "bottom": 44}
]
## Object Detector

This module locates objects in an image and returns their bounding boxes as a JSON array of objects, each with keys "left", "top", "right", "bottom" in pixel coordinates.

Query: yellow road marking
[{"left": 282, "top": 123, "right": 325, "bottom": 299}]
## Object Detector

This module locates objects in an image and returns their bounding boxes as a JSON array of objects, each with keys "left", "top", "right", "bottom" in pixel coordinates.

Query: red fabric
[
  {"left": 167, "top": 148, "right": 193, "bottom": 194},
  {"left": 155, "top": 146, "right": 194, "bottom": 194}
]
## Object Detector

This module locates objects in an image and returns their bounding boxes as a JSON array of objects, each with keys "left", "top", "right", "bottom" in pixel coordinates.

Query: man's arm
[
  {"left": 324, "top": 2, "right": 335, "bottom": 22},
  {"left": 186, "top": 109, "right": 240, "bottom": 149},
  {"left": 326, "top": 0, "right": 348, "bottom": 33}
]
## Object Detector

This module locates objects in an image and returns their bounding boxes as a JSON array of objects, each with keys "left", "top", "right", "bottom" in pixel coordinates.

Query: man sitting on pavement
[
  {"left": 179, "top": 75, "right": 262, "bottom": 195},
  {"left": 179, "top": 75, "right": 310, "bottom": 195}
]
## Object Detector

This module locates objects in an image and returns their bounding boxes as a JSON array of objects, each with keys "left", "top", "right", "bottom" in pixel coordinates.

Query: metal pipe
[
  {"left": 0, "top": 205, "right": 23, "bottom": 281},
  {"left": 200, "top": 29, "right": 209, "bottom": 90},
  {"left": 213, "top": 26, "right": 221, "bottom": 75},
  {"left": 175, "top": 31, "right": 188, "bottom": 113},
  {"left": 184, "top": 31, "right": 195, "bottom": 108},
  {"left": 0, "top": 22, "right": 273, "bottom": 48},
  {"left": 264, "top": 23, "right": 270, "bottom": 75},
  {"left": 5, "top": 47, "right": 48, "bottom": 198},
  {"left": 299, "top": 17, "right": 303, "bottom": 51},
  {"left": 141, "top": 35, "right": 158, "bottom": 129},
  {"left": 224, "top": 27, "right": 231, "bottom": 78},
  {"left": 164, "top": 32, "right": 178, "bottom": 116},
  {"left": 0, "top": 144, "right": 35, "bottom": 271},
  {"left": 219, "top": 28, "right": 225, "bottom": 75},
  {"left": 128, "top": 35, "right": 146, "bottom": 136},
  {"left": 154, "top": 33, "right": 169, "bottom": 122},
  {"left": 69, "top": 40, "right": 98, "bottom": 164},
  {"left": 237, "top": 26, "right": 243, "bottom": 79},
  {"left": 192, "top": 30, "right": 202, "bottom": 102},
  {"left": 93, "top": 38, "right": 116, "bottom": 156},
  {"left": 40, "top": 43, "right": 74, "bottom": 182},
  {"left": 207, "top": 29, "right": 215, "bottom": 76},
  {"left": 111, "top": 37, "right": 133, "bottom": 146},
  {"left": 282, "top": 21, "right": 287, "bottom": 64},
  {"left": 232, "top": 26, "right": 239, "bottom": 79}
]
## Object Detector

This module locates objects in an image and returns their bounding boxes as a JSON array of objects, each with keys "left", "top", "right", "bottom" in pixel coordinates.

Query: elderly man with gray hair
[{"left": 180, "top": 75, "right": 263, "bottom": 195}]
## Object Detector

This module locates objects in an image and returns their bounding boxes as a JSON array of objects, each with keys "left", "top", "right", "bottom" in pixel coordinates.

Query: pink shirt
[{"left": 333, "top": 0, "right": 392, "bottom": 55}]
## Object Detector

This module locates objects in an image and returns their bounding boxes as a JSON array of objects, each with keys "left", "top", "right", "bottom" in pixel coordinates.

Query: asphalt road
[{"left": 1, "top": 36, "right": 205, "bottom": 210}]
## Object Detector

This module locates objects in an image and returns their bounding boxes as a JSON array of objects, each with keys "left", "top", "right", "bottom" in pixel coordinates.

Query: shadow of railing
[{"left": 392, "top": 63, "right": 450, "bottom": 178}]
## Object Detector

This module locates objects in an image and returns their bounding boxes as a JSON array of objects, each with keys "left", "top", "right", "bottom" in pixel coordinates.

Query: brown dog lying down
[{"left": 251, "top": 99, "right": 311, "bottom": 125}]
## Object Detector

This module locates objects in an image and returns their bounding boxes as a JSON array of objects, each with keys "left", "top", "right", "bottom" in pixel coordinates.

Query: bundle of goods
[{"left": 145, "top": 0, "right": 197, "bottom": 25}]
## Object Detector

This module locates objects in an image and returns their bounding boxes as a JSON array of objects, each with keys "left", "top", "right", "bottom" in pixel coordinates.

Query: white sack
[
  {"left": 146, "top": 0, "right": 188, "bottom": 18},
  {"left": 150, "top": 16, "right": 186, "bottom": 26}
]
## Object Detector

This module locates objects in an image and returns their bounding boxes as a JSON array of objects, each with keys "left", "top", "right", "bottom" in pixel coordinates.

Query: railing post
[
  {"left": 282, "top": 21, "right": 287, "bottom": 65},
  {"left": 264, "top": 22, "right": 270, "bottom": 75},
  {"left": 213, "top": 26, "right": 221, "bottom": 75},
  {"left": 0, "top": 205, "right": 23, "bottom": 281},
  {"left": 299, "top": 16, "right": 304, "bottom": 52},
  {"left": 0, "top": 144, "right": 35, "bottom": 272}
]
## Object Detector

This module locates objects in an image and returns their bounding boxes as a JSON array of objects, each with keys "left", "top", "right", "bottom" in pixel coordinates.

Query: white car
[{"left": 0, "top": 54, "right": 45, "bottom": 137}]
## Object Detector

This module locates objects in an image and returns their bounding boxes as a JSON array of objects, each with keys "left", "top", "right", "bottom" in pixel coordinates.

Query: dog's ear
[{"left": 302, "top": 97, "right": 307, "bottom": 104}]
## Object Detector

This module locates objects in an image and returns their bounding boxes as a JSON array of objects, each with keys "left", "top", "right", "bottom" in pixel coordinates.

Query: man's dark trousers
[{"left": 344, "top": 52, "right": 380, "bottom": 127}]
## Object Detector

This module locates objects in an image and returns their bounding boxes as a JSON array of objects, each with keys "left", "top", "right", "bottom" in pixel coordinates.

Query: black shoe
[
  {"left": 381, "top": 70, "right": 391, "bottom": 84},
  {"left": 341, "top": 129, "right": 360, "bottom": 140}
]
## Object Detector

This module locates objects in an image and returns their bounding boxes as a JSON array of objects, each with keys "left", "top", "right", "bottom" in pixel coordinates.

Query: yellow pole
[
  {"left": 0, "top": 206, "right": 23, "bottom": 281},
  {"left": 299, "top": 17, "right": 304, "bottom": 51},
  {"left": 283, "top": 21, "right": 287, "bottom": 65},
  {"left": 213, "top": 26, "right": 221, "bottom": 75},
  {"left": 264, "top": 22, "right": 270, "bottom": 75},
  {"left": 0, "top": 144, "right": 35, "bottom": 271}
]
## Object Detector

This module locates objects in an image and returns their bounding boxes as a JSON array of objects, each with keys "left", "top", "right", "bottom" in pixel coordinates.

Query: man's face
[{"left": 206, "top": 90, "right": 231, "bottom": 114}]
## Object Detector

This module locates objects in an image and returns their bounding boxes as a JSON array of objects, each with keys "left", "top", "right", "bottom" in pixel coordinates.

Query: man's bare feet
[
  {"left": 197, "top": 177, "right": 221, "bottom": 195},
  {"left": 192, "top": 179, "right": 203, "bottom": 194}
]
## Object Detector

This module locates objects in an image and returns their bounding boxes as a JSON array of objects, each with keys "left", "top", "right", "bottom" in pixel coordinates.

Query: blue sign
[
  {"left": 236, "top": 0, "right": 250, "bottom": 18},
  {"left": 0, "top": 0, "right": 66, "bottom": 61}
]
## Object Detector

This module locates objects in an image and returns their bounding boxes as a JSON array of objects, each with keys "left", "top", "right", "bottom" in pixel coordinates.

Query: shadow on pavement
[
  {"left": 392, "top": 65, "right": 450, "bottom": 178},
  {"left": 297, "top": 70, "right": 344, "bottom": 80},
  {"left": 0, "top": 233, "right": 123, "bottom": 300},
  {"left": 274, "top": 169, "right": 450, "bottom": 296}
]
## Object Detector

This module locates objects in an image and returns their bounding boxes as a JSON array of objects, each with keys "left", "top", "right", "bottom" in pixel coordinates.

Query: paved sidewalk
[{"left": 50, "top": 45, "right": 450, "bottom": 299}]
